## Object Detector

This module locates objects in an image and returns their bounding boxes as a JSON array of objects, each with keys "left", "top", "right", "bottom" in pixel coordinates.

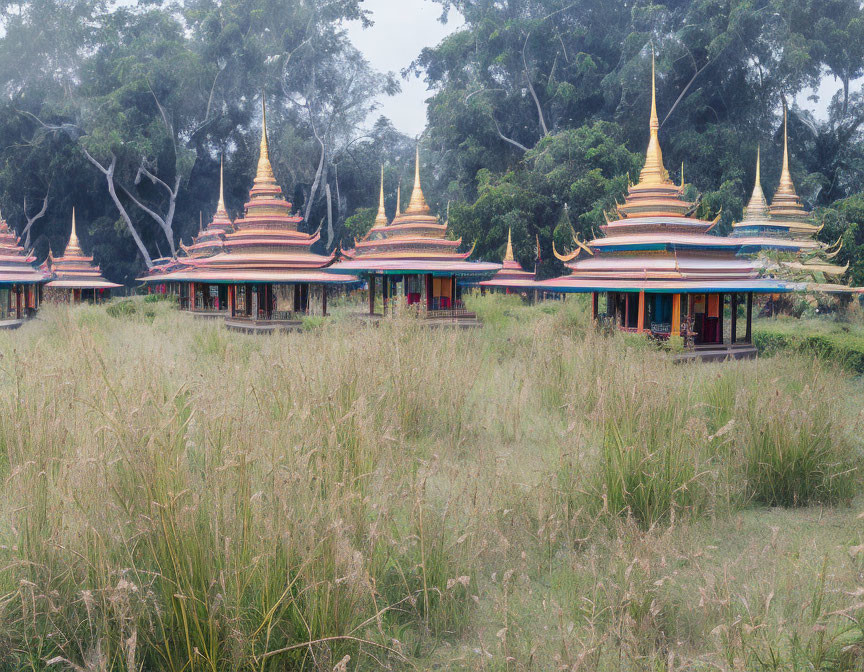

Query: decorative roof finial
[
  {"left": 742, "top": 145, "right": 768, "bottom": 222},
  {"left": 216, "top": 153, "right": 228, "bottom": 215},
  {"left": 504, "top": 227, "right": 515, "bottom": 262},
  {"left": 374, "top": 165, "right": 388, "bottom": 227},
  {"left": 404, "top": 144, "right": 431, "bottom": 215},
  {"left": 66, "top": 207, "right": 83, "bottom": 256},
  {"left": 680, "top": 162, "right": 685, "bottom": 189},
  {"left": 396, "top": 183, "right": 401, "bottom": 215},
  {"left": 637, "top": 46, "right": 668, "bottom": 187},
  {"left": 775, "top": 103, "right": 797, "bottom": 197},
  {"left": 255, "top": 94, "right": 276, "bottom": 186}
]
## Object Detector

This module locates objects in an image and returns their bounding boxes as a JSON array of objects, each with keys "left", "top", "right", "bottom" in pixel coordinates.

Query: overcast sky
[
  {"left": 345, "top": 0, "right": 463, "bottom": 137},
  {"left": 345, "top": 1, "right": 854, "bottom": 138}
]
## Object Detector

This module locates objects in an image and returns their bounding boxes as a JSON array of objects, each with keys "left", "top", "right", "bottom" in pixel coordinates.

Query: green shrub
[
  {"left": 753, "top": 320, "right": 864, "bottom": 372},
  {"left": 143, "top": 292, "right": 174, "bottom": 303},
  {"left": 106, "top": 298, "right": 137, "bottom": 318}
]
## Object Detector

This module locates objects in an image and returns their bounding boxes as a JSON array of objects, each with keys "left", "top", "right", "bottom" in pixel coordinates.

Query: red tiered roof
[
  {"left": 140, "top": 100, "right": 357, "bottom": 287},
  {"left": 46, "top": 210, "right": 121, "bottom": 289},
  {"left": 538, "top": 54, "right": 791, "bottom": 296},
  {"left": 479, "top": 228, "right": 536, "bottom": 288},
  {"left": 329, "top": 152, "right": 500, "bottom": 278},
  {"left": 0, "top": 213, "right": 48, "bottom": 285}
]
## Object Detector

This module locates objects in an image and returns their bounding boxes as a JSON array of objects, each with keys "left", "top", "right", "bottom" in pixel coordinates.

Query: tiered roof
[
  {"left": 538, "top": 53, "right": 789, "bottom": 295},
  {"left": 0, "top": 211, "right": 47, "bottom": 285},
  {"left": 141, "top": 99, "right": 356, "bottom": 286},
  {"left": 731, "top": 110, "right": 854, "bottom": 288},
  {"left": 328, "top": 149, "right": 499, "bottom": 277},
  {"left": 46, "top": 209, "right": 121, "bottom": 290},
  {"left": 479, "top": 228, "right": 536, "bottom": 288}
]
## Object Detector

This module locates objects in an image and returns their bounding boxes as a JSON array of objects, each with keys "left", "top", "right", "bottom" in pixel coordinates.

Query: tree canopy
[{"left": 0, "top": 0, "right": 863, "bottom": 283}]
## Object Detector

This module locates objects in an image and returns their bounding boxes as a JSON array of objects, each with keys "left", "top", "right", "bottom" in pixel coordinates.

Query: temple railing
[{"left": 424, "top": 308, "right": 476, "bottom": 319}]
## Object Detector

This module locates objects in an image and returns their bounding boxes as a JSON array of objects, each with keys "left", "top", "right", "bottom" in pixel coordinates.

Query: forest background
[{"left": 2, "top": 0, "right": 864, "bottom": 284}]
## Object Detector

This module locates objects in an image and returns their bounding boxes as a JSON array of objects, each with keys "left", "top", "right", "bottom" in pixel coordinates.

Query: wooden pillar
[
  {"left": 382, "top": 275, "right": 389, "bottom": 315},
  {"left": 322, "top": 286, "right": 328, "bottom": 316},
  {"left": 624, "top": 293, "right": 630, "bottom": 329},
  {"left": 746, "top": 292, "right": 753, "bottom": 343},
  {"left": 671, "top": 294, "right": 681, "bottom": 337},
  {"left": 718, "top": 293, "right": 724, "bottom": 344},
  {"left": 731, "top": 293, "right": 738, "bottom": 344},
  {"left": 591, "top": 292, "right": 598, "bottom": 320},
  {"left": 368, "top": 274, "right": 376, "bottom": 316},
  {"left": 637, "top": 290, "right": 645, "bottom": 333}
]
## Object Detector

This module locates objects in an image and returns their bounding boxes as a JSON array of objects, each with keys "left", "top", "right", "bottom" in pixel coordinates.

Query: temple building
[
  {"left": 537, "top": 54, "right": 789, "bottom": 359},
  {"left": 0, "top": 211, "right": 46, "bottom": 324},
  {"left": 327, "top": 151, "right": 499, "bottom": 324},
  {"left": 140, "top": 99, "right": 357, "bottom": 331},
  {"left": 477, "top": 228, "right": 536, "bottom": 294},
  {"left": 731, "top": 111, "right": 857, "bottom": 295},
  {"left": 45, "top": 209, "right": 120, "bottom": 302}
]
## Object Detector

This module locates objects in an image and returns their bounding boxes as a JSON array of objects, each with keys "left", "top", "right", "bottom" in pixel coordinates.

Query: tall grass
[{"left": 0, "top": 295, "right": 861, "bottom": 670}]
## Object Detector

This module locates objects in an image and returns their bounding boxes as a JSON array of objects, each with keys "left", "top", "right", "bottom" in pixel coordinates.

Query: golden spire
[
  {"left": 255, "top": 94, "right": 277, "bottom": 187},
  {"left": 637, "top": 48, "right": 668, "bottom": 187},
  {"left": 396, "top": 183, "right": 401, "bottom": 215},
  {"left": 67, "top": 208, "right": 82, "bottom": 256},
  {"left": 374, "top": 165, "right": 388, "bottom": 227},
  {"left": 504, "top": 227, "right": 514, "bottom": 262},
  {"left": 742, "top": 145, "right": 768, "bottom": 222},
  {"left": 404, "top": 145, "right": 431, "bottom": 215},
  {"left": 773, "top": 104, "right": 798, "bottom": 201}
]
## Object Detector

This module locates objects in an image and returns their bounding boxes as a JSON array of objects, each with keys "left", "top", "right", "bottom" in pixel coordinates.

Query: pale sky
[{"left": 345, "top": 0, "right": 464, "bottom": 137}]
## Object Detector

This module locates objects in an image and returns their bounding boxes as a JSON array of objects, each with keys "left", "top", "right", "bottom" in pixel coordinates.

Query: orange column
[
  {"left": 671, "top": 294, "right": 681, "bottom": 337},
  {"left": 637, "top": 290, "right": 645, "bottom": 333}
]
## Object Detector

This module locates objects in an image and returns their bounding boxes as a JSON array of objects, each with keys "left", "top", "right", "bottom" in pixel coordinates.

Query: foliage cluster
[
  {"left": 0, "top": 295, "right": 862, "bottom": 669},
  {"left": 753, "top": 315, "right": 864, "bottom": 372}
]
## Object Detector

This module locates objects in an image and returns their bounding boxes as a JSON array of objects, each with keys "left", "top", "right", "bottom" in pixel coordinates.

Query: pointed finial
[
  {"left": 741, "top": 145, "right": 768, "bottom": 223},
  {"left": 680, "top": 162, "right": 685, "bottom": 188},
  {"left": 396, "top": 183, "right": 401, "bottom": 215},
  {"left": 374, "top": 164, "right": 388, "bottom": 226},
  {"left": 66, "top": 207, "right": 82, "bottom": 255},
  {"left": 650, "top": 46, "right": 659, "bottom": 131},
  {"left": 217, "top": 154, "right": 226, "bottom": 211},
  {"left": 755, "top": 145, "right": 761, "bottom": 189},
  {"left": 504, "top": 227, "right": 514, "bottom": 262},
  {"left": 255, "top": 94, "right": 276, "bottom": 186},
  {"left": 404, "top": 144, "right": 431, "bottom": 215},
  {"left": 772, "top": 102, "right": 800, "bottom": 205},
  {"left": 637, "top": 46, "right": 668, "bottom": 186}
]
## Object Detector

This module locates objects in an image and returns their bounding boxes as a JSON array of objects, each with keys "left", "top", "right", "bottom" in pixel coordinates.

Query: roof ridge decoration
[{"left": 404, "top": 145, "right": 431, "bottom": 216}]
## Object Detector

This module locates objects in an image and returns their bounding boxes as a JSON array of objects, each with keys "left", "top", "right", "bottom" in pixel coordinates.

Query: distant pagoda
[
  {"left": 731, "top": 109, "right": 857, "bottom": 294},
  {"left": 328, "top": 150, "right": 499, "bottom": 323},
  {"left": 478, "top": 228, "right": 536, "bottom": 293},
  {"left": 140, "top": 97, "right": 357, "bottom": 329},
  {"left": 538, "top": 51, "right": 790, "bottom": 358},
  {"left": 45, "top": 209, "right": 120, "bottom": 302},
  {"left": 0, "top": 210, "right": 47, "bottom": 323}
]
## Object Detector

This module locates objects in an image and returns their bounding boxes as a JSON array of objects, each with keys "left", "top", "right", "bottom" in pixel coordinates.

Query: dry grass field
[{"left": 0, "top": 294, "right": 862, "bottom": 671}]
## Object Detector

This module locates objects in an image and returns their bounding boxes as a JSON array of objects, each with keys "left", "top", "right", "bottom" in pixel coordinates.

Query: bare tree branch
[
  {"left": 81, "top": 148, "right": 154, "bottom": 268},
  {"left": 490, "top": 114, "right": 529, "bottom": 152},
  {"left": 22, "top": 189, "right": 49, "bottom": 248}
]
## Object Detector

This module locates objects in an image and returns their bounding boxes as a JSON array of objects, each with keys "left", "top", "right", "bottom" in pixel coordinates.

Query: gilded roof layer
[{"left": 46, "top": 209, "right": 121, "bottom": 289}]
